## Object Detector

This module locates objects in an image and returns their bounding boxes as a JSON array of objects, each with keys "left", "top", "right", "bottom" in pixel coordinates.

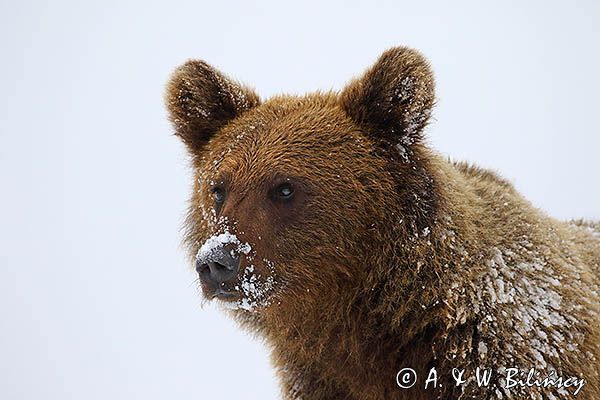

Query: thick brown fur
[{"left": 165, "top": 48, "right": 600, "bottom": 399}]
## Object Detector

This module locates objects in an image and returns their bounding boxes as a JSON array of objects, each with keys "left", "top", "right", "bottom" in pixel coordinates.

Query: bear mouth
[
  {"left": 211, "top": 287, "right": 238, "bottom": 300},
  {"left": 200, "top": 281, "right": 240, "bottom": 301}
]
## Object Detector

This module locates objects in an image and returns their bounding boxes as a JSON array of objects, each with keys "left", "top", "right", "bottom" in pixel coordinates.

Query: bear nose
[{"left": 196, "top": 245, "right": 240, "bottom": 287}]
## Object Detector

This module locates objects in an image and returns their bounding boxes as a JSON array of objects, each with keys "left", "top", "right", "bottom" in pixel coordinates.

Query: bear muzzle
[{"left": 196, "top": 243, "right": 241, "bottom": 299}]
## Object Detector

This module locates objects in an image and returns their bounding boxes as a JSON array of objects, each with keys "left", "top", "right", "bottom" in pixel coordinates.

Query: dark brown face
[
  {"left": 165, "top": 47, "right": 436, "bottom": 315},
  {"left": 189, "top": 98, "right": 387, "bottom": 312}
]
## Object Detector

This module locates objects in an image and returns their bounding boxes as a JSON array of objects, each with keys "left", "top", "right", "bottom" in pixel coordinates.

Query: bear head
[{"left": 165, "top": 47, "right": 438, "bottom": 328}]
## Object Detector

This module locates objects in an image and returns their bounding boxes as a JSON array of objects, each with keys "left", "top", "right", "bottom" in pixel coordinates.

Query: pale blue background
[{"left": 1, "top": 1, "right": 598, "bottom": 399}]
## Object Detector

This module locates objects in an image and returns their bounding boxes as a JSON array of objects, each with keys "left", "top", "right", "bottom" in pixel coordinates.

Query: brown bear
[{"left": 165, "top": 47, "right": 600, "bottom": 399}]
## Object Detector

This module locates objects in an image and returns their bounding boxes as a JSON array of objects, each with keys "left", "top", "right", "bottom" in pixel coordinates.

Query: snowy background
[{"left": 1, "top": 1, "right": 598, "bottom": 399}]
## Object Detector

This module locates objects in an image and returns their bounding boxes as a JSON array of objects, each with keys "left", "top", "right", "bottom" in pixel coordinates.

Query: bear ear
[
  {"left": 165, "top": 60, "right": 260, "bottom": 152},
  {"left": 340, "top": 47, "right": 435, "bottom": 147}
]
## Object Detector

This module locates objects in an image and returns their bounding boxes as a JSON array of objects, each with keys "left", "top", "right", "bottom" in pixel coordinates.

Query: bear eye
[
  {"left": 274, "top": 182, "right": 294, "bottom": 200},
  {"left": 211, "top": 186, "right": 226, "bottom": 205}
]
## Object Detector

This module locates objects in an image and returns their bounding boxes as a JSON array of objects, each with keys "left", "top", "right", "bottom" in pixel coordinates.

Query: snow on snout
[
  {"left": 195, "top": 230, "right": 278, "bottom": 312},
  {"left": 195, "top": 231, "right": 251, "bottom": 263}
]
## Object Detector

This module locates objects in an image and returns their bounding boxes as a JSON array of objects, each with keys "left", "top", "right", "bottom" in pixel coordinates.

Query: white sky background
[{"left": 0, "top": 1, "right": 598, "bottom": 399}]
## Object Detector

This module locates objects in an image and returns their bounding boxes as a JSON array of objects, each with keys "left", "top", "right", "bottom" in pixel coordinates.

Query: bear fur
[{"left": 165, "top": 47, "right": 600, "bottom": 399}]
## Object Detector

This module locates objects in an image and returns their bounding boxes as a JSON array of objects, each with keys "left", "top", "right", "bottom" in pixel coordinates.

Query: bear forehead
[{"left": 204, "top": 94, "right": 375, "bottom": 179}]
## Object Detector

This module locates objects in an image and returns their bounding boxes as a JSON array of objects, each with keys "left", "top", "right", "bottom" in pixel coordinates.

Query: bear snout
[{"left": 196, "top": 243, "right": 241, "bottom": 298}]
